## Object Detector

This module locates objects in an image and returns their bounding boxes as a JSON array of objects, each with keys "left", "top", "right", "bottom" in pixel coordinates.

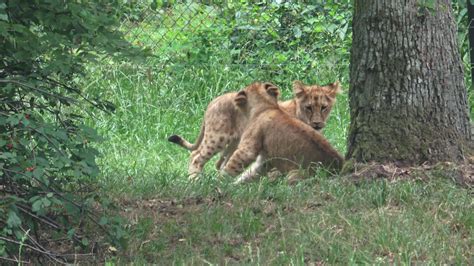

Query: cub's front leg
[
  {"left": 221, "top": 136, "right": 261, "bottom": 177},
  {"left": 233, "top": 154, "right": 266, "bottom": 184}
]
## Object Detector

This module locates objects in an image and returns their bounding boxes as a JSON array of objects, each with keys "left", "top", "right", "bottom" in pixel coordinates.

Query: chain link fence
[
  {"left": 98, "top": 1, "right": 474, "bottom": 117},
  {"left": 117, "top": 1, "right": 352, "bottom": 84}
]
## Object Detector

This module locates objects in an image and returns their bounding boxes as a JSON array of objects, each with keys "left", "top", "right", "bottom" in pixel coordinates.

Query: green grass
[
  {"left": 81, "top": 5, "right": 473, "bottom": 264},
  {"left": 83, "top": 60, "right": 349, "bottom": 195},
  {"left": 105, "top": 175, "right": 472, "bottom": 264},
  {"left": 83, "top": 62, "right": 472, "bottom": 264}
]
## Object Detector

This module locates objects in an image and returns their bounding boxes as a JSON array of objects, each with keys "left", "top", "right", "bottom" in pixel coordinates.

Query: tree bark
[{"left": 347, "top": 0, "right": 472, "bottom": 164}]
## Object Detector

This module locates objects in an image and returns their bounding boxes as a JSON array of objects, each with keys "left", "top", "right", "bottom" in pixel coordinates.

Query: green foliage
[
  {"left": 81, "top": 1, "right": 352, "bottom": 184},
  {"left": 225, "top": 1, "right": 351, "bottom": 80},
  {"left": 0, "top": 0, "right": 145, "bottom": 262},
  {"left": 119, "top": 1, "right": 352, "bottom": 85},
  {"left": 452, "top": 1, "right": 474, "bottom": 117}
]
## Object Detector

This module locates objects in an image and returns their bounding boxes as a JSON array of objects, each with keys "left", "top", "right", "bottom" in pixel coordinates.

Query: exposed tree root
[{"left": 343, "top": 159, "right": 473, "bottom": 188}]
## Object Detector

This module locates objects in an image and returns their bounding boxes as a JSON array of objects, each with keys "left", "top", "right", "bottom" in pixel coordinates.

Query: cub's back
[
  {"left": 257, "top": 109, "right": 343, "bottom": 172},
  {"left": 203, "top": 92, "right": 247, "bottom": 136}
]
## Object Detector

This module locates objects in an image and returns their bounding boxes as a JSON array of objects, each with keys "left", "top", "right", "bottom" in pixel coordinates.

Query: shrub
[{"left": 0, "top": 0, "right": 146, "bottom": 262}]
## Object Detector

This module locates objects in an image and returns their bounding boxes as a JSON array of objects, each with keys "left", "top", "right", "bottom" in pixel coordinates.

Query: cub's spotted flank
[{"left": 168, "top": 91, "right": 250, "bottom": 179}]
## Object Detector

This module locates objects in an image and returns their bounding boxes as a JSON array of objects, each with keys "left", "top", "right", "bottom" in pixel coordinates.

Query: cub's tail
[{"left": 167, "top": 122, "right": 205, "bottom": 151}]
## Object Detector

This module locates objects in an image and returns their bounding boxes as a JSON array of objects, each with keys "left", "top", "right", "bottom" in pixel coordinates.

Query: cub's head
[
  {"left": 293, "top": 80, "right": 341, "bottom": 131},
  {"left": 234, "top": 82, "right": 280, "bottom": 113}
]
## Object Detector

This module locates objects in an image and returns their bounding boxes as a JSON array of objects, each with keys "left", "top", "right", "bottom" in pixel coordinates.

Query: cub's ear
[
  {"left": 263, "top": 82, "right": 279, "bottom": 98},
  {"left": 328, "top": 81, "right": 342, "bottom": 97},
  {"left": 234, "top": 90, "right": 247, "bottom": 106},
  {"left": 292, "top": 80, "right": 306, "bottom": 98}
]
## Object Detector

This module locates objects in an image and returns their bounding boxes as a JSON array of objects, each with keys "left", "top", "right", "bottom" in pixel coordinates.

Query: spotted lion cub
[
  {"left": 222, "top": 82, "right": 344, "bottom": 184},
  {"left": 168, "top": 81, "right": 341, "bottom": 179}
]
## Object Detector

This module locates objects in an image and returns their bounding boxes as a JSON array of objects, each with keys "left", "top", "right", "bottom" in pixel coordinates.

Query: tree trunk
[{"left": 347, "top": 0, "right": 472, "bottom": 164}]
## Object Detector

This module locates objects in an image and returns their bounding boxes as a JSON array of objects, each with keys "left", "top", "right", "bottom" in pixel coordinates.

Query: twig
[
  {"left": 0, "top": 79, "right": 77, "bottom": 103},
  {"left": 2, "top": 168, "right": 114, "bottom": 240},
  {"left": 0, "top": 256, "right": 30, "bottom": 264},
  {"left": 1, "top": 235, "right": 94, "bottom": 261},
  {"left": 41, "top": 77, "right": 112, "bottom": 113},
  {"left": 0, "top": 237, "right": 66, "bottom": 264},
  {"left": 43, "top": 77, "right": 81, "bottom": 94},
  {"left": 17, "top": 205, "right": 59, "bottom": 230},
  {"left": 22, "top": 227, "right": 94, "bottom": 258},
  {"left": 17, "top": 205, "right": 82, "bottom": 244},
  {"left": 20, "top": 227, "right": 46, "bottom": 255},
  {"left": 26, "top": 125, "right": 67, "bottom": 157},
  {"left": 2, "top": 168, "right": 83, "bottom": 210}
]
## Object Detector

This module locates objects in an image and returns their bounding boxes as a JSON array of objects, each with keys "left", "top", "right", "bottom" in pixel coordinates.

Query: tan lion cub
[
  {"left": 222, "top": 82, "right": 344, "bottom": 184},
  {"left": 168, "top": 81, "right": 341, "bottom": 179},
  {"left": 280, "top": 80, "right": 341, "bottom": 130}
]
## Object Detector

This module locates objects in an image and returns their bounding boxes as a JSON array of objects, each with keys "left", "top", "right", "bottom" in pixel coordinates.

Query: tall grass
[
  {"left": 83, "top": 2, "right": 351, "bottom": 190},
  {"left": 84, "top": 61, "right": 349, "bottom": 195}
]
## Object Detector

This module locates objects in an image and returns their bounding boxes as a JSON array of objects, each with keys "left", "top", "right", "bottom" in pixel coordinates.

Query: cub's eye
[
  {"left": 305, "top": 106, "right": 312, "bottom": 112},
  {"left": 321, "top": 105, "right": 328, "bottom": 111}
]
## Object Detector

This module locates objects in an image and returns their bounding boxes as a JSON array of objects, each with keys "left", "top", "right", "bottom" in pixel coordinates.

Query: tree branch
[
  {"left": 0, "top": 79, "right": 77, "bottom": 104},
  {"left": 0, "top": 256, "right": 30, "bottom": 264},
  {"left": 0, "top": 237, "right": 66, "bottom": 264}
]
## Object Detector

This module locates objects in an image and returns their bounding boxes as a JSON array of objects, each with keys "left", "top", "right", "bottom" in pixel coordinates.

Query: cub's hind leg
[
  {"left": 188, "top": 134, "right": 232, "bottom": 179},
  {"left": 215, "top": 138, "right": 239, "bottom": 171}
]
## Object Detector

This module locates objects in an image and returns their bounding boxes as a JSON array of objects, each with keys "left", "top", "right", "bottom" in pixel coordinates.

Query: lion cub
[
  {"left": 168, "top": 81, "right": 341, "bottom": 179},
  {"left": 222, "top": 82, "right": 344, "bottom": 183},
  {"left": 279, "top": 80, "right": 341, "bottom": 130}
]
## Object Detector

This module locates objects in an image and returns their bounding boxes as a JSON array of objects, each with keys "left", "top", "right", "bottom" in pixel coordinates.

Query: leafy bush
[{"left": 0, "top": 0, "right": 145, "bottom": 262}]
